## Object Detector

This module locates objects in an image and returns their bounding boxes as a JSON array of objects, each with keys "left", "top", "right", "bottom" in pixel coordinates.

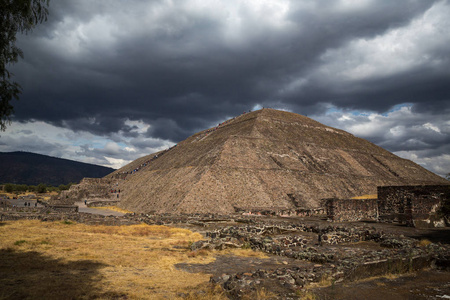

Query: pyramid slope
[{"left": 108, "top": 109, "right": 447, "bottom": 214}]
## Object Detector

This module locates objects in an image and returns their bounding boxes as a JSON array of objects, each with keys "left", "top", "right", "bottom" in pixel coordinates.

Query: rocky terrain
[{"left": 1, "top": 205, "right": 449, "bottom": 299}]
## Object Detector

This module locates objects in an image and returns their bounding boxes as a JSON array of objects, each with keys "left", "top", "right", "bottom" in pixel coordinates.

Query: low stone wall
[
  {"left": 0, "top": 205, "right": 78, "bottom": 214},
  {"left": 0, "top": 211, "right": 138, "bottom": 225},
  {"left": 87, "top": 200, "right": 120, "bottom": 207},
  {"left": 325, "top": 198, "right": 378, "bottom": 222},
  {"left": 42, "top": 205, "right": 79, "bottom": 213},
  {"left": 235, "top": 206, "right": 325, "bottom": 217},
  {"left": 0, "top": 206, "right": 41, "bottom": 213}
]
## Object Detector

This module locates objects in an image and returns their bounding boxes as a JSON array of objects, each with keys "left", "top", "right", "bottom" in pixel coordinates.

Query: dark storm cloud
[
  {"left": 314, "top": 105, "right": 450, "bottom": 176},
  {"left": 3, "top": 0, "right": 449, "bottom": 173},
  {"left": 10, "top": 0, "right": 447, "bottom": 141}
]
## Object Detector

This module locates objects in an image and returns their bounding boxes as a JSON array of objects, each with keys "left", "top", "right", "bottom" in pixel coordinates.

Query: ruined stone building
[{"left": 326, "top": 185, "right": 450, "bottom": 227}]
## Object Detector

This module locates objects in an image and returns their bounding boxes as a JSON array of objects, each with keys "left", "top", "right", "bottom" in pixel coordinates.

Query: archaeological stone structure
[
  {"left": 326, "top": 198, "right": 379, "bottom": 222},
  {"left": 61, "top": 108, "right": 448, "bottom": 214},
  {"left": 378, "top": 185, "right": 450, "bottom": 227},
  {"left": 326, "top": 185, "right": 450, "bottom": 228},
  {"left": 53, "top": 177, "right": 118, "bottom": 205}
]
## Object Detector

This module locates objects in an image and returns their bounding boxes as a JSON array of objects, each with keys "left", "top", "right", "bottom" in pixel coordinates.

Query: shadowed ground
[
  {"left": 309, "top": 269, "right": 450, "bottom": 300},
  {"left": 0, "top": 249, "right": 124, "bottom": 299}
]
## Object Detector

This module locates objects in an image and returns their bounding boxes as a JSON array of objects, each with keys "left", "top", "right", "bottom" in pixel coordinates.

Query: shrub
[
  {"left": 16, "top": 184, "right": 28, "bottom": 192},
  {"left": 14, "top": 240, "right": 27, "bottom": 246},
  {"left": 58, "top": 184, "right": 69, "bottom": 191},
  {"left": 4, "top": 183, "right": 14, "bottom": 193},
  {"left": 417, "top": 239, "right": 432, "bottom": 247},
  {"left": 37, "top": 184, "right": 47, "bottom": 193}
]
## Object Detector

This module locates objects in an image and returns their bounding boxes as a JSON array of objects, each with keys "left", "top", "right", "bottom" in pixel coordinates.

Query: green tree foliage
[
  {"left": 2, "top": 182, "right": 71, "bottom": 193},
  {"left": 16, "top": 184, "right": 27, "bottom": 192},
  {"left": 58, "top": 183, "right": 71, "bottom": 191},
  {"left": 4, "top": 183, "right": 13, "bottom": 193},
  {"left": 0, "top": 0, "right": 49, "bottom": 131},
  {"left": 36, "top": 183, "right": 46, "bottom": 193}
]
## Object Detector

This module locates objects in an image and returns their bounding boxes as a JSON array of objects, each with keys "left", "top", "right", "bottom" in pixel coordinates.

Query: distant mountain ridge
[{"left": 0, "top": 151, "right": 115, "bottom": 186}]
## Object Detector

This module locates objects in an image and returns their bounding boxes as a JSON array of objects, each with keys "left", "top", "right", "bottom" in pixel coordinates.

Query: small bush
[
  {"left": 4, "top": 184, "right": 14, "bottom": 193},
  {"left": 37, "top": 184, "right": 47, "bottom": 194},
  {"left": 417, "top": 239, "right": 432, "bottom": 247},
  {"left": 14, "top": 240, "right": 27, "bottom": 246},
  {"left": 241, "top": 242, "right": 252, "bottom": 249}
]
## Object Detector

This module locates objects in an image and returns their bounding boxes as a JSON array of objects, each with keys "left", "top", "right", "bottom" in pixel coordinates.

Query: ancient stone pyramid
[{"left": 107, "top": 108, "right": 447, "bottom": 214}]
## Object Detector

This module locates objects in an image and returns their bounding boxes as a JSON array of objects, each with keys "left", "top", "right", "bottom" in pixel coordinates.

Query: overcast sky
[{"left": 1, "top": 0, "right": 449, "bottom": 176}]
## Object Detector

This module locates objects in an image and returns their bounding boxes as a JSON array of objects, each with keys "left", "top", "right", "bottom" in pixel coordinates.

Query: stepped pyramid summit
[{"left": 107, "top": 108, "right": 447, "bottom": 214}]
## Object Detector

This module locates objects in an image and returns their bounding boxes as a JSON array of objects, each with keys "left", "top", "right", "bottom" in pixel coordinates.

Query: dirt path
[
  {"left": 176, "top": 254, "right": 315, "bottom": 276},
  {"left": 75, "top": 201, "right": 125, "bottom": 217}
]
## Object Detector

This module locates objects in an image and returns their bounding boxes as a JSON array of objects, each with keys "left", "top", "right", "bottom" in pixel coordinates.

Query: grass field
[
  {"left": 351, "top": 194, "right": 377, "bottom": 199},
  {"left": 0, "top": 220, "right": 265, "bottom": 299},
  {"left": 0, "top": 191, "right": 57, "bottom": 201},
  {"left": 89, "top": 206, "right": 134, "bottom": 214}
]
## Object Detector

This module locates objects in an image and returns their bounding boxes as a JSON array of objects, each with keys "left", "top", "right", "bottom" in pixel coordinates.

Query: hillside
[
  {"left": 105, "top": 108, "right": 448, "bottom": 214},
  {"left": 0, "top": 151, "right": 115, "bottom": 186}
]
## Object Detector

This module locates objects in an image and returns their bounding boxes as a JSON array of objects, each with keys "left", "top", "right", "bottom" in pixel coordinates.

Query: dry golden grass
[
  {"left": 295, "top": 290, "right": 317, "bottom": 300},
  {"left": 90, "top": 206, "right": 134, "bottom": 214},
  {"left": 240, "top": 287, "right": 277, "bottom": 300},
  {"left": 1, "top": 191, "right": 29, "bottom": 198},
  {"left": 351, "top": 194, "right": 378, "bottom": 199},
  {"left": 417, "top": 239, "right": 432, "bottom": 247},
  {"left": 222, "top": 248, "right": 269, "bottom": 259},
  {"left": 0, "top": 220, "right": 231, "bottom": 299},
  {"left": 1, "top": 191, "right": 56, "bottom": 200},
  {"left": 43, "top": 191, "right": 58, "bottom": 201}
]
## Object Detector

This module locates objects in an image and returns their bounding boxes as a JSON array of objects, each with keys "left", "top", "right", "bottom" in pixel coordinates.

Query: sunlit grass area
[
  {"left": 0, "top": 220, "right": 268, "bottom": 299},
  {"left": 0, "top": 191, "right": 57, "bottom": 200},
  {"left": 90, "top": 206, "right": 134, "bottom": 214},
  {"left": 351, "top": 194, "right": 377, "bottom": 199}
]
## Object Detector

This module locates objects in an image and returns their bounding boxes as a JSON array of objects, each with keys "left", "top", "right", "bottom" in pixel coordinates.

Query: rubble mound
[
  {"left": 106, "top": 108, "right": 447, "bottom": 214},
  {"left": 53, "top": 178, "right": 116, "bottom": 205}
]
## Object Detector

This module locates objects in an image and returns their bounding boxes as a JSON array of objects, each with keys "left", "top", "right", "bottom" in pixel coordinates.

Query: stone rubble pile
[{"left": 191, "top": 223, "right": 450, "bottom": 299}]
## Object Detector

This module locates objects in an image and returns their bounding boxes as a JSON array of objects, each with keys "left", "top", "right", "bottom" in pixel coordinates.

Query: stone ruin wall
[
  {"left": 0, "top": 205, "right": 78, "bottom": 215},
  {"left": 87, "top": 200, "right": 120, "bottom": 207},
  {"left": 326, "top": 185, "right": 450, "bottom": 227},
  {"left": 234, "top": 206, "right": 325, "bottom": 217},
  {"left": 325, "top": 198, "right": 378, "bottom": 222},
  {"left": 378, "top": 185, "right": 449, "bottom": 227}
]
